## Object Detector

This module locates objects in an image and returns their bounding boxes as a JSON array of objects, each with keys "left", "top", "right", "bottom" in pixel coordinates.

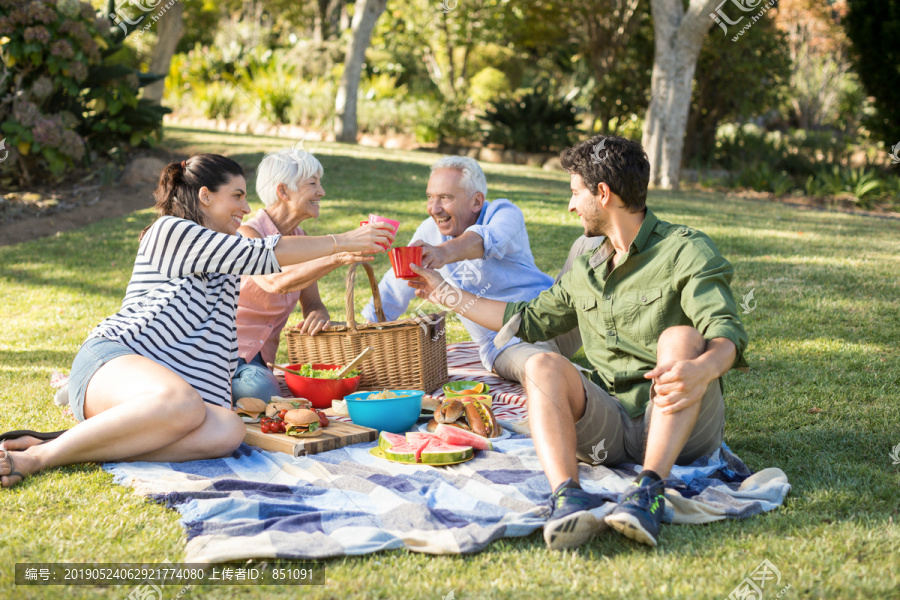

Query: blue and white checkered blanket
[{"left": 104, "top": 436, "right": 790, "bottom": 563}]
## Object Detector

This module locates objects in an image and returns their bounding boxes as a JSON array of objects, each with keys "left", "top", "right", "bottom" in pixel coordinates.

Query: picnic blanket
[{"left": 103, "top": 342, "right": 791, "bottom": 563}]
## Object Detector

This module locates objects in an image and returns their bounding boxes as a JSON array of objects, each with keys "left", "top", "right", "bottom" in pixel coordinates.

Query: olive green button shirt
[{"left": 502, "top": 209, "right": 749, "bottom": 418}]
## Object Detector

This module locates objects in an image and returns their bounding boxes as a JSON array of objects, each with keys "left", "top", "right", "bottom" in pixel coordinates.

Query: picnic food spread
[
  {"left": 425, "top": 398, "right": 502, "bottom": 438},
  {"left": 234, "top": 397, "right": 268, "bottom": 422},
  {"left": 373, "top": 430, "right": 478, "bottom": 465},
  {"left": 261, "top": 407, "right": 329, "bottom": 435},
  {"left": 283, "top": 409, "right": 327, "bottom": 437},
  {"left": 296, "top": 363, "right": 361, "bottom": 379},
  {"left": 365, "top": 390, "right": 400, "bottom": 399}
]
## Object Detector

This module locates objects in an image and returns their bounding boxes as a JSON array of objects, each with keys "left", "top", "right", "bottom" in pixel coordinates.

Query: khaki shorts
[{"left": 573, "top": 373, "right": 724, "bottom": 467}]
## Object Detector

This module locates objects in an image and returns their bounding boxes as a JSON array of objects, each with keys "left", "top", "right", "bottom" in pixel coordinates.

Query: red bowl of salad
[{"left": 283, "top": 363, "right": 362, "bottom": 409}]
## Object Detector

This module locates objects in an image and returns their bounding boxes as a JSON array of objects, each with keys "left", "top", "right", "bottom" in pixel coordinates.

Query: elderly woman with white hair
[{"left": 231, "top": 149, "right": 372, "bottom": 402}]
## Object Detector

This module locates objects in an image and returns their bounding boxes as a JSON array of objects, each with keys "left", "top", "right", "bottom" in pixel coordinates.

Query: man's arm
[
  {"left": 407, "top": 263, "right": 579, "bottom": 343},
  {"left": 407, "top": 264, "right": 507, "bottom": 331},
  {"left": 644, "top": 337, "right": 736, "bottom": 415},
  {"left": 411, "top": 200, "right": 525, "bottom": 269},
  {"left": 412, "top": 231, "right": 484, "bottom": 269},
  {"left": 647, "top": 236, "right": 749, "bottom": 414}
]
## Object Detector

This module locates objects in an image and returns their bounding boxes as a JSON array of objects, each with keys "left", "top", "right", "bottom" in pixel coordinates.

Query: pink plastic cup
[
  {"left": 390, "top": 246, "right": 423, "bottom": 279},
  {"left": 369, "top": 214, "right": 400, "bottom": 249}
]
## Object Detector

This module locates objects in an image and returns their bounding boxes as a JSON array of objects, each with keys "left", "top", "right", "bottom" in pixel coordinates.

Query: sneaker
[
  {"left": 543, "top": 479, "right": 607, "bottom": 550},
  {"left": 53, "top": 382, "right": 69, "bottom": 407},
  {"left": 604, "top": 478, "right": 668, "bottom": 547}
]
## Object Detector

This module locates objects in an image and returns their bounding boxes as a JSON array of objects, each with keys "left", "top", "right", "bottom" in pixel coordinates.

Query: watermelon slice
[
  {"left": 383, "top": 443, "right": 419, "bottom": 463},
  {"left": 434, "top": 423, "right": 494, "bottom": 451},
  {"left": 378, "top": 431, "right": 407, "bottom": 451},
  {"left": 405, "top": 432, "right": 437, "bottom": 444},
  {"left": 419, "top": 440, "right": 474, "bottom": 464}
]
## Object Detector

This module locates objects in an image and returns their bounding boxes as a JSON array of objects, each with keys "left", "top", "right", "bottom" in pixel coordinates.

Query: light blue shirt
[{"left": 362, "top": 199, "right": 554, "bottom": 370}]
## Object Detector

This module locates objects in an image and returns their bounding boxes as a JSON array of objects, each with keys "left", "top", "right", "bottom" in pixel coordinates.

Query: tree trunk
[
  {"left": 642, "top": 0, "right": 717, "bottom": 189},
  {"left": 314, "top": 0, "right": 329, "bottom": 42},
  {"left": 327, "top": 0, "right": 344, "bottom": 40},
  {"left": 142, "top": 1, "right": 184, "bottom": 104},
  {"left": 333, "top": 0, "right": 388, "bottom": 143}
]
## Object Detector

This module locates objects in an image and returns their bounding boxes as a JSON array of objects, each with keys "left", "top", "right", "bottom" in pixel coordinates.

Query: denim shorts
[{"left": 69, "top": 337, "right": 137, "bottom": 423}]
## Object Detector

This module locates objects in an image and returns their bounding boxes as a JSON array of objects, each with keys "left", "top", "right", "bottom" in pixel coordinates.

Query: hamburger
[
  {"left": 234, "top": 397, "right": 268, "bottom": 423},
  {"left": 284, "top": 409, "right": 323, "bottom": 438}
]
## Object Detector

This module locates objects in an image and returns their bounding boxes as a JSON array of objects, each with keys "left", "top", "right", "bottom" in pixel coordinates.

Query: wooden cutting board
[{"left": 244, "top": 420, "right": 378, "bottom": 457}]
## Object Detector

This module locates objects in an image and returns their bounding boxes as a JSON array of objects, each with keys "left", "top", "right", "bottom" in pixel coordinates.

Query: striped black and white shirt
[{"left": 89, "top": 216, "right": 282, "bottom": 408}]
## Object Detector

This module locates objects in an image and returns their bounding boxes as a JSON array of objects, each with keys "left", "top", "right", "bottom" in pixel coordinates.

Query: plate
[
  {"left": 368, "top": 446, "right": 474, "bottom": 466},
  {"left": 442, "top": 380, "right": 491, "bottom": 396},
  {"left": 417, "top": 422, "right": 510, "bottom": 441}
]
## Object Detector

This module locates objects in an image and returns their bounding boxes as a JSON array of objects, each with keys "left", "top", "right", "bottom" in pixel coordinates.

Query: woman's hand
[
  {"left": 297, "top": 308, "right": 331, "bottom": 336},
  {"left": 333, "top": 251, "right": 375, "bottom": 266},
  {"left": 336, "top": 223, "right": 394, "bottom": 254}
]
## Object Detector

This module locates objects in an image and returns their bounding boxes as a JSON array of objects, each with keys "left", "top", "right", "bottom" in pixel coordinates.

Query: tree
[
  {"left": 642, "top": 0, "right": 719, "bottom": 189},
  {"left": 844, "top": 0, "right": 900, "bottom": 144},
  {"left": 143, "top": 2, "right": 185, "bottom": 104},
  {"left": 314, "top": 0, "right": 345, "bottom": 42},
  {"left": 684, "top": 13, "right": 790, "bottom": 164},
  {"left": 377, "top": 0, "right": 514, "bottom": 104},
  {"left": 512, "top": 0, "right": 653, "bottom": 136},
  {"left": 333, "top": 0, "right": 388, "bottom": 142}
]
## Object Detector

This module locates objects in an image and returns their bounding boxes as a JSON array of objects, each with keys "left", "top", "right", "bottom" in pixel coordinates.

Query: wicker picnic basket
[{"left": 284, "top": 262, "right": 449, "bottom": 393}]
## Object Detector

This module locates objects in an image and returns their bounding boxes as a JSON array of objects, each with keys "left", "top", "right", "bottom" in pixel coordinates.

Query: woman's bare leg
[{"left": 1, "top": 354, "right": 245, "bottom": 487}]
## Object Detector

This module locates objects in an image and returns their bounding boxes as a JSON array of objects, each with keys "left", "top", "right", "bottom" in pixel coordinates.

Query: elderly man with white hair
[
  {"left": 362, "top": 156, "right": 602, "bottom": 384},
  {"left": 231, "top": 149, "right": 374, "bottom": 402}
]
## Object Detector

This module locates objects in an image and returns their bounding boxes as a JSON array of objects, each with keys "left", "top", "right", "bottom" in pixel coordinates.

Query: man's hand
[
  {"left": 409, "top": 240, "right": 449, "bottom": 269},
  {"left": 406, "top": 264, "right": 451, "bottom": 304},
  {"left": 297, "top": 308, "right": 331, "bottom": 336},
  {"left": 644, "top": 359, "right": 713, "bottom": 415}
]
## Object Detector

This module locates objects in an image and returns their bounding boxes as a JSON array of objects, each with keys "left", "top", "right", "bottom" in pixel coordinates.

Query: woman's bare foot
[
  {"left": 0, "top": 449, "right": 38, "bottom": 488},
  {"left": 0, "top": 436, "right": 45, "bottom": 452}
]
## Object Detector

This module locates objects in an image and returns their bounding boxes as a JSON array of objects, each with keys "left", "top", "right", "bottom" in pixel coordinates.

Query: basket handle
[{"left": 346, "top": 262, "right": 387, "bottom": 332}]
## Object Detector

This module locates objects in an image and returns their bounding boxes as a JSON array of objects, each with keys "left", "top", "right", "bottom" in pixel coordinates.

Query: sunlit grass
[{"left": 0, "top": 125, "right": 898, "bottom": 599}]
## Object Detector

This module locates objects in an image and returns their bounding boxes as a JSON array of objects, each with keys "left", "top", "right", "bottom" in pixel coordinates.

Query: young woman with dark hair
[{"left": 0, "top": 154, "right": 394, "bottom": 488}]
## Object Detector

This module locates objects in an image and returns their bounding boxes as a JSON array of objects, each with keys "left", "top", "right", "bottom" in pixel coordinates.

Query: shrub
[
  {"left": 841, "top": 167, "right": 882, "bottom": 208},
  {"left": 362, "top": 72, "right": 407, "bottom": 101},
  {"left": 0, "top": 0, "right": 168, "bottom": 185},
  {"left": 480, "top": 86, "right": 577, "bottom": 153},
  {"left": 469, "top": 67, "right": 511, "bottom": 109},
  {"left": 415, "top": 102, "right": 480, "bottom": 146},
  {"left": 252, "top": 68, "right": 297, "bottom": 125},
  {"left": 735, "top": 163, "right": 796, "bottom": 196},
  {"left": 285, "top": 78, "right": 335, "bottom": 129},
  {"left": 195, "top": 82, "right": 239, "bottom": 120}
]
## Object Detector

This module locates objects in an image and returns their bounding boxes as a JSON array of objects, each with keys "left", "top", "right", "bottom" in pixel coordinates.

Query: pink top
[{"left": 236, "top": 209, "right": 304, "bottom": 364}]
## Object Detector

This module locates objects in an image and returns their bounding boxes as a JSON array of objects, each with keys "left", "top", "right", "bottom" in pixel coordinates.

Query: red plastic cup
[
  {"left": 390, "top": 246, "right": 423, "bottom": 279},
  {"left": 369, "top": 214, "right": 400, "bottom": 249}
]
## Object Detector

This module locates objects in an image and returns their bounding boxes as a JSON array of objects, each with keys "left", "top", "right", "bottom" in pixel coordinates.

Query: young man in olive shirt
[{"left": 409, "top": 135, "right": 748, "bottom": 550}]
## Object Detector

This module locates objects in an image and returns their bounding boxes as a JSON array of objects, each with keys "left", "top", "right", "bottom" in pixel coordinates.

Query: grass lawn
[{"left": 1, "top": 125, "right": 898, "bottom": 599}]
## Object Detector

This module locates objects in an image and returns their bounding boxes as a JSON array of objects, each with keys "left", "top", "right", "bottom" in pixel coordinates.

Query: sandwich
[
  {"left": 234, "top": 397, "right": 267, "bottom": 423},
  {"left": 266, "top": 399, "right": 311, "bottom": 418},
  {"left": 284, "top": 409, "right": 323, "bottom": 437}
]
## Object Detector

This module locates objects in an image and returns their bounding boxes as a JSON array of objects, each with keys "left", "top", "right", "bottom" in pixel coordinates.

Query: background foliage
[{"left": 0, "top": 0, "right": 169, "bottom": 186}]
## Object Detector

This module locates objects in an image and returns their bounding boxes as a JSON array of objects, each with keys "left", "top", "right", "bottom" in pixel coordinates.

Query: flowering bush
[{"left": 0, "top": 0, "right": 169, "bottom": 185}]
